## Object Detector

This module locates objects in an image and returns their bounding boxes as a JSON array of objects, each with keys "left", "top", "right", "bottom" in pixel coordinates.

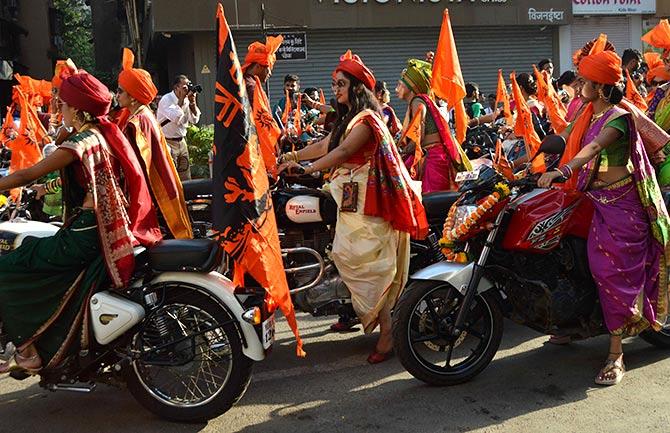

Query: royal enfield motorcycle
[
  {"left": 182, "top": 173, "right": 454, "bottom": 324},
  {"left": 392, "top": 139, "right": 670, "bottom": 386},
  {"left": 0, "top": 202, "right": 273, "bottom": 422}
]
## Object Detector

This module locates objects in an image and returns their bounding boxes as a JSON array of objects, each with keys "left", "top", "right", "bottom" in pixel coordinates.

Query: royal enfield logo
[{"left": 287, "top": 204, "right": 317, "bottom": 215}]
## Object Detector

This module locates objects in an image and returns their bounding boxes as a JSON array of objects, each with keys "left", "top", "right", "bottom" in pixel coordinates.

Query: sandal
[
  {"left": 367, "top": 349, "right": 393, "bottom": 365},
  {"left": 330, "top": 319, "right": 360, "bottom": 333},
  {"left": 547, "top": 335, "right": 571, "bottom": 345},
  {"left": 0, "top": 350, "right": 42, "bottom": 375},
  {"left": 595, "top": 352, "right": 625, "bottom": 386}
]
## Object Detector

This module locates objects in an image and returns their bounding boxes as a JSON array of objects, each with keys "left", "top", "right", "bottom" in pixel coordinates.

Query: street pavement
[{"left": 1, "top": 313, "right": 669, "bottom": 433}]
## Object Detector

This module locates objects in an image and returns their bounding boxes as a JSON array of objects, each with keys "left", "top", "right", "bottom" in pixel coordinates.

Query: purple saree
[{"left": 577, "top": 106, "right": 670, "bottom": 336}]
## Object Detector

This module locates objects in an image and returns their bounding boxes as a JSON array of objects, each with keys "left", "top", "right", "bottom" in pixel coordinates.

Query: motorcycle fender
[
  {"left": 410, "top": 261, "right": 494, "bottom": 295},
  {"left": 147, "top": 271, "right": 266, "bottom": 362}
]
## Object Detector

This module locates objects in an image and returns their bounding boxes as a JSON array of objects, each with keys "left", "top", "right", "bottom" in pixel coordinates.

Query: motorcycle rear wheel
[
  {"left": 125, "top": 284, "right": 253, "bottom": 422},
  {"left": 640, "top": 317, "right": 670, "bottom": 348},
  {"left": 392, "top": 280, "right": 503, "bottom": 386}
]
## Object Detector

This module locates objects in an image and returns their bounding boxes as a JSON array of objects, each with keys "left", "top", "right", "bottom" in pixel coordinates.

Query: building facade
[{"left": 148, "top": 0, "right": 573, "bottom": 124}]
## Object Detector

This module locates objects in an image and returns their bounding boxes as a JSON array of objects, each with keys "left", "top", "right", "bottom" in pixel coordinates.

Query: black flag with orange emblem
[{"left": 212, "top": 3, "right": 304, "bottom": 356}]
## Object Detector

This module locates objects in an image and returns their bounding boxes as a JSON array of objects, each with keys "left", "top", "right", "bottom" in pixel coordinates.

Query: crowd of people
[{"left": 1, "top": 14, "right": 670, "bottom": 388}]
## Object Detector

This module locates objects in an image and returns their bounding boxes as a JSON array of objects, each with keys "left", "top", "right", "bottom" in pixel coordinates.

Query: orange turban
[
  {"left": 644, "top": 52, "right": 663, "bottom": 70},
  {"left": 642, "top": 19, "right": 670, "bottom": 59},
  {"left": 335, "top": 50, "right": 376, "bottom": 91},
  {"left": 241, "top": 35, "right": 284, "bottom": 73},
  {"left": 578, "top": 51, "right": 623, "bottom": 86},
  {"left": 52, "top": 58, "right": 78, "bottom": 89},
  {"left": 572, "top": 34, "right": 616, "bottom": 67},
  {"left": 647, "top": 65, "right": 670, "bottom": 85},
  {"left": 117, "top": 48, "right": 157, "bottom": 106}
]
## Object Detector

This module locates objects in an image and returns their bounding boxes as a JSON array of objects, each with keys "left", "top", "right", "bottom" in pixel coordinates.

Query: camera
[{"left": 187, "top": 83, "right": 203, "bottom": 94}]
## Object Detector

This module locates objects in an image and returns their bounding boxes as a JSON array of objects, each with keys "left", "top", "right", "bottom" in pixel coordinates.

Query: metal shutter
[
  {"left": 237, "top": 26, "right": 553, "bottom": 109},
  {"left": 571, "top": 16, "right": 631, "bottom": 57}
]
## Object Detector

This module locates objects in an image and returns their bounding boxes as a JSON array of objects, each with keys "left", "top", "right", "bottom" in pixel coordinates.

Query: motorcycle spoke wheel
[
  {"left": 132, "top": 303, "right": 234, "bottom": 408},
  {"left": 408, "top": 285, "right": 493, "bottom": 374}
]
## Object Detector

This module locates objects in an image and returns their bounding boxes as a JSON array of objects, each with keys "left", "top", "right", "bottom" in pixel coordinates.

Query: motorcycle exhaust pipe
[{"left": 47, "top": 383, "right": 97, "bottom": 393}]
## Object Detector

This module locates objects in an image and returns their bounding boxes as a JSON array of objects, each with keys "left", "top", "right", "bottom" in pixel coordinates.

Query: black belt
[{"left": 165, "top": 136, "right": 185, "bottom": 141}]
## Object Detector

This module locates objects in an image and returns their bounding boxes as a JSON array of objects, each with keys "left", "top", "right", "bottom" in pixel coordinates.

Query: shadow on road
[{"left": 0, "top": 318, "right": 667, "bottom": 433}]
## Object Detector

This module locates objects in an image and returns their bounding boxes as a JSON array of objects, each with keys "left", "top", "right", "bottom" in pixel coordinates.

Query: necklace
[{"left": 591, "top": 104, "right": 613, "bottom": 122}]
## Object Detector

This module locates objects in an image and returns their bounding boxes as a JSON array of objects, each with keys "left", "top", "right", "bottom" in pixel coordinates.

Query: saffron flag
[
  {"left": 511, "top": 72, "right": 544, "bottom": 172},
  {"left": 281, "top": 89, "right": 291, "bottom": 129},
  {"left": 319, "top": 88, "right": 326, "bottom": 106},
  {"left": 430, "top": 9, "right": 467, "bottom": 144},
  {"left": 625, "top": 70, "right": 648, "bottom": 112},
  {"left": 7, "top": 87, "right": 43, "bottom": 172},
  {"left": 213, "top": 3, "right": 304, "bottom": 356},
  {"left": 533, "top": 65, "right": 568, "bottom": 133},
  {"left": 495, "top": 69, "right": 513, "bottom": 127},
  {"left": 251, "top": 76, "right": 282, "bottom": 177},
  {"left": 401, "top": 111, "right": 423, "bottom": 178},
  {"left": 493, "top": 139, "right": 514, "bottom": 181},
  {"left": 293, "top": 93, "right": 302, "bottom": 136}
]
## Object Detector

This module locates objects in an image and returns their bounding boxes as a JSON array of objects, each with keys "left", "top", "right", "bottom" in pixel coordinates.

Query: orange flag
[
  {"left": 495, "top": 70, "right": 513, "bottom": 127},
  {"left": 7, "top": 88, "right": 42, "bottom": 173},
  {"left": 430, "top": 9, "right": 467, "bottom": 144},
  {"left": 214, "top": 3, "right": 304, "bottom": 356},
  {"left": 533, "top": 66, "right": 568, "bottom": 133},
  {"left": 493, "top": 139, "right": 514, "bottom": 181},
  {"left": 281, "top": 89, "right": 291, "bottom": 129},
  {"left": 400, "top": 111, "right": 423, "bottom": 178},
  {"left": 293, "top": 93, "right": 302, "bottom": 135},
  {"left": 251, "top": 76, "right": 282, "bottom": 177},
  {"left": 625, "top": 70, "right": 648, "bottom": 112},
  {"left": 511, "top": 72, "right": 544, "bottom": 172},
  {"left": 319, "top": 88, "right": 326, "bottom": 106}
]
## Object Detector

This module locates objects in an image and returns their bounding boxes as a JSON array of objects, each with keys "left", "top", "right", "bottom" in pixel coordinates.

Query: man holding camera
[{"left": 157, "top": 74, "right": 201, "bottom": 181}]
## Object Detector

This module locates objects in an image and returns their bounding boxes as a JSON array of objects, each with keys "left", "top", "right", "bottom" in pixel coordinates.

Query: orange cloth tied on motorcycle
[
  {"left": 648, "top": 65, "right": 670, "bottom": 85},
  {"left": 578, "top": 51, "right": 623, "bottom": 85},
  {"left": 335, "top": 50, "right": 376, "bottom": 91},
  {"left": 642, "top": 19, "right": 670, "bottom": 59},
  {"left": 241, "top": 35, "right": 284, "bottom": 73},
  {"left": 118, "top": 48, "right": 157, "bottom": 105},
  {"left": 52, "top": 58, "right": 78, "bottom": 89}
]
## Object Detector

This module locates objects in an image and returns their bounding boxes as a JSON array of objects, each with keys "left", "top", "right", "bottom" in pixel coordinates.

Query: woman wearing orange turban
[
  {"left": 278, "top": 51, "right": 427, "bottom": 364},
  {"left": 644, "top": 20, "right": 670, "bottom": 133},
  {"left": 116, "top": 48, "right": 192, "bottom": 239},
  {"left": 539, "top": 50, "right": 670, "bottom": 386}
]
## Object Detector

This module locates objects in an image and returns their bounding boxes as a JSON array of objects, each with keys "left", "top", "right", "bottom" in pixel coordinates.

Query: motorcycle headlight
[{"left": 453, "top": 205, "right": 478, "bottom": 229}]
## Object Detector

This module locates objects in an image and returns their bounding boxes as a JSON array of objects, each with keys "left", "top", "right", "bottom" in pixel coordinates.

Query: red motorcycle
[{"left": 392, "top": 139, "right": 670, "bottom": 386}]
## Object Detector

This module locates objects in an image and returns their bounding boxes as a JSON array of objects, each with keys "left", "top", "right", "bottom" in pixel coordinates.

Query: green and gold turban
[{"left": 401, "top": 58, "right": 432, "bottom": 95}]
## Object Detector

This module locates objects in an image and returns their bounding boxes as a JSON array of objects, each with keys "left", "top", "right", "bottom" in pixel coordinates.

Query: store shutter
[{"left": 571, "top": 16, "right": 631, "bottom": 59}]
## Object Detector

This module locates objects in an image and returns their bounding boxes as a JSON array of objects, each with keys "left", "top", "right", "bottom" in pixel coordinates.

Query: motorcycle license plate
[
  {"left": 455, "top": 170, "right": 479, "bottom": 182},
  {"left": 262, "top": 313, "right": 275, "bottom": 350}
]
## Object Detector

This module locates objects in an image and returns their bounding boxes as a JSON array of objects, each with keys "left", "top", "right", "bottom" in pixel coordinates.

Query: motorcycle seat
[
  {"left": 148, "top": 239, "right": 222, "bottom": 273},
  {"left": 422, "top": 191, "right": 460, "bottom": 220},
  {"left": 182, "top": 179, "right": 213, "bottom": 201}
]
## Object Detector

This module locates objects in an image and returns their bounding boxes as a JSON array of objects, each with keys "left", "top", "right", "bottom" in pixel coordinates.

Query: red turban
[
  {"left": 59, "top": 71, "right": 112, "bottom": 117},
  {"left": 52, "top": 59, "right": 78, "bottom": 89},
  {"left": 578, "top": 51, "right": 623, "bottom": 86},
  {"left": 118, "top": 48, "right": 158, "bottom": 105},
  {"left": 647, "top": 65, "right": 670, "bottom": 85},
  {"left": 242, "top": 35, "right": 284, "bottom": 73},
  {"left": 335, "top": 50, "right": 376, "bottom": 91}
]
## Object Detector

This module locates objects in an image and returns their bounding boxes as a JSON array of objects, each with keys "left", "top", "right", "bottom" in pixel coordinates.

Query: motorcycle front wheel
[
  {"left": 392, "top": 280, "right": 503, "bottom": 386},
  {"left": 640, "top": 316, "right": 670, "bottom": 348},
  {"left": 125, "top": 283, "right": 253, "bottom": 422}
]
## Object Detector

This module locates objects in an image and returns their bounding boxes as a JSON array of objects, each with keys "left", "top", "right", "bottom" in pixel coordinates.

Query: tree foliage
[{"left": 52, "top": 0, "right": 96, "bottom": 72}]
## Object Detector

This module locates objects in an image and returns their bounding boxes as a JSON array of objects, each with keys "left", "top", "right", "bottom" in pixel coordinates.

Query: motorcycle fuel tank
[
  {"left": 0, "top": 220, "right": 59, "bottom": 256},
  {"left": 274, "top": 188, "right": 337, "bottom": 226},
  {"left": 501, "top": 188, "right": 593, "bottom": 253}
]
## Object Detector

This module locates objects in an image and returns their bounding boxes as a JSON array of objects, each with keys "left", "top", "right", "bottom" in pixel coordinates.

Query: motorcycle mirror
[{"left": 529, "top": 134, "right": 566, "bottom": 162}]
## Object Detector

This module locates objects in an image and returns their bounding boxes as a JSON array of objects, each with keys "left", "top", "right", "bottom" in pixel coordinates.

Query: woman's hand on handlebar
[
  {"left": 537, "top": 170, "right": 563, "bottom": 188},
  {"left": 278, "top": 160, "right": 304, "bottom": 175},
  {"left": 32, "top": 184, "right": 47, "bottom": 199}
]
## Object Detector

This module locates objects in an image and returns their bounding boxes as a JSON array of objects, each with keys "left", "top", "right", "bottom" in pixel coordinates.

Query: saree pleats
[{"left": 0, "top": 210, "right": 107, "bottom": 365}]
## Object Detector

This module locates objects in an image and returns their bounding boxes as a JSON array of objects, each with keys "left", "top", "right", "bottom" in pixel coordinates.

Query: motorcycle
[
  {"left": 182, "top": 172, "right": 455, "bottom": 324},
  {"left": 0, "top": 204, "right": 273, "bottom": 422},
  {"left": 392, "top": 138, "right": 670, "bottom": 386}
]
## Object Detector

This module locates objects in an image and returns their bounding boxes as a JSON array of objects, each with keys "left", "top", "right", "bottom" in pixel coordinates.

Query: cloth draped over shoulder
[
  {"left": 348, "top": 110, "right": 428, "bottom": 240},
  {"left": 120, "top": 106, "right": 193, "bottom": 239},
  {"left": 59, "top": 72, "right": 162, "bottom": 251}
]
